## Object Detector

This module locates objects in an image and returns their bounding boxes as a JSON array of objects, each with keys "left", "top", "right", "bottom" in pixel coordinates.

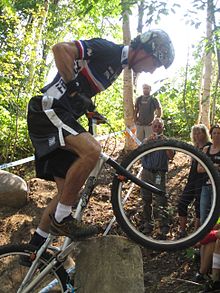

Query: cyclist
[{"left": 27, "top": 29, "right": 175, "bottom": 248}]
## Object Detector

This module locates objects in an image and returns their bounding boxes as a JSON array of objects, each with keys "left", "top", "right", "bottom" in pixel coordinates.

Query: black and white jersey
[
  {"left": 42, "top": 38, "right": 126, "bottom": 98},
  {"left": 28, "top": 38, "right": 128, "bottom": 160}
]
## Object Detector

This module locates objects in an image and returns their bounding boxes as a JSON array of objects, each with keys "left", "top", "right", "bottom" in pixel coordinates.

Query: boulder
[
  {"left": 74, "top": 235, "right": 144, "bottom": 293},
  {"left": 0, "top": 170, "right": 28, "bottom": 208}
]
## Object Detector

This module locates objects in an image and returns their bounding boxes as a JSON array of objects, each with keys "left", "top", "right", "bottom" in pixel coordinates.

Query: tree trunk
[
  {"left": 74, "top": 235, "right": 145, "bottom": 293},
  {"left": 137, "top": 0, "right": 144, "bottom": 34},
  {"left": 27, "top": 0, "right": 50, "bottom": 95},
  {"left": 210, "top": 0, "right": 220, "bottom": 125},
  {"left": 122, "top": 12, "right": 137, "bottom": 151},
  {"left": 133, "top": 0, "right": 144, "bottom": 90},
  {"left": 198, "top": 0, "right": 213, "bottom": 127}
]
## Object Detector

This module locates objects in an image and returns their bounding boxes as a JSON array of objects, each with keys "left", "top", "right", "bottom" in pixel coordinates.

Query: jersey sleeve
[{"left": 74, "top": 38, "right": 121, "bottom": 61}]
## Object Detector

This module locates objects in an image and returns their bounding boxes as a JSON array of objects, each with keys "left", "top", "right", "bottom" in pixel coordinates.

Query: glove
[
  {"left": 86, "top": 111, "right": 107, "bottom": 124},
  {"left": 70, "top": 93, "right": 95, "bottom": 119},
  {"left": 65, "top": 80, "right": 81, "bottom": 94}
]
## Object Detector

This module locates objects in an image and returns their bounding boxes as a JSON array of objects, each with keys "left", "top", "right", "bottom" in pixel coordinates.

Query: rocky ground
[{"left": 0, "top": 137, "right": 204, "bottom": 292}]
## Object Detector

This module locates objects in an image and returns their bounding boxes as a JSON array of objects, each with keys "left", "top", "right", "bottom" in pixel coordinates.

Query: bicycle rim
[
  {"left": 0, "top": 244, "right": 67, "bottom": 293},
  {"left": 111, "top": 139, "right": 220, "bottom": 251}
]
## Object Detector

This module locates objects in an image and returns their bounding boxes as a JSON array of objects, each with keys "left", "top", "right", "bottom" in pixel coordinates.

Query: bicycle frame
[
  {"left": 18, "top": 114, "right": 166, "bottom": 292},
  {"left": 17, "top": 149, "right": 165, "bottom": 292}
]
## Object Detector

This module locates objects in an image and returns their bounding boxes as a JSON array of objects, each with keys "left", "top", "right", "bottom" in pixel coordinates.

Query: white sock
[
  {"left": 213, "top": 253, "right": 220, "bottom": 269},
  {"left": 36, "top": 228, "right": 49, "bottom": 238},
  {"left": 55, "top": 202, "right": 72, "bottom": 223}
]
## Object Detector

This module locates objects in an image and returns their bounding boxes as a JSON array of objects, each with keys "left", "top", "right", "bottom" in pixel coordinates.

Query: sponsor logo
[
  {"left": 48, "top": 136, "right": 56, "bottom": 147},
  {"left": 87, "top": 48, "right": 93, "bottom": 56},
  {"left": 55, "top": 79, "right": 66, "bottom": 94}
]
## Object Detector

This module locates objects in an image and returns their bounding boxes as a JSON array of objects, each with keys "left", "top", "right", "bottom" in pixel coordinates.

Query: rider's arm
[{"left": 52, "top": 41, "right": 79, "bottom": 83}]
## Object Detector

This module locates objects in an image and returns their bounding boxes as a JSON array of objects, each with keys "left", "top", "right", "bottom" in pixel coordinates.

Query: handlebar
[
  {"left": 86, "top": 111, "right": 107, "bottom": 124},
  {"left": 86, "top": 111, "right": 108, "bottom": 136}
]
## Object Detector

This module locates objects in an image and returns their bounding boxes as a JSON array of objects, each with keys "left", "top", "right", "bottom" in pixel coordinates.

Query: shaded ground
[{"left": 0, "top": 137, "right": 203, "bottom": 292}]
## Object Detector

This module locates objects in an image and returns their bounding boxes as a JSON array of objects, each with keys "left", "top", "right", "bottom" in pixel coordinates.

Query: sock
[
  {"left": 213, "top": 253, "right": 220, "bottom": 269},
  {"left": 36, "top": 228, "right": 49, "bottom": 239},
  {"left": 29, "top": 231, "right": 47, "bottom": 248},
  {"left": 55, "top": 202, "right": 72, "bottom": 223}
]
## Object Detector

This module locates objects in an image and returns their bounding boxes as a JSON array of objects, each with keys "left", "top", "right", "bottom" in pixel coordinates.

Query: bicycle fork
[{"left": 17, "top": 236, "right": 57, "bottom": 293}]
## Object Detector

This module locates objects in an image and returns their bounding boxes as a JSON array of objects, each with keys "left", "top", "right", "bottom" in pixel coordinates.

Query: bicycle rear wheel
[
  {"left": 111, "top": 139, "right": 220, "bottom": 251},
  {"left": 0, "top": 244, "right": 68, "bottom": 292}
]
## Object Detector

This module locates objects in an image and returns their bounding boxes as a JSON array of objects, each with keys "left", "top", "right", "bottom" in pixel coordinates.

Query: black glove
[
  {"left": 70, "top": 93, "right": 95, "bottom": 119},
  {"left": 66, "top": 80, "right": 81, "bottom": 94}
]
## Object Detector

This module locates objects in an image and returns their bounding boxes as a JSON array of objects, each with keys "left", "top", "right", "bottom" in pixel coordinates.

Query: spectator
[
  {"left": 134, "top": 84, "right": 162, "bottom": 142},
  {"left": 202, "top": 236, "right": 220, "bottom": 291},
  {"left": 195, "top": 225, "right": 220, "bottom": 292},
  {"left": 196, "top": 228, "right": 220, "bottom": 283},
  {"left": 198, "top": 125, "right": 220, "bottom": 225},
  {"left": 141, "top": 118, "right": 174, "bottom": 238},
  {"left": 177, "top": 124, "right": 211, "bottom": 238}
]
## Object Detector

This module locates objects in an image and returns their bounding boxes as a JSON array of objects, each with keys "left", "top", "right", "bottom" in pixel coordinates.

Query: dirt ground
[{"left": 0, "top": 138, "right": 204, "bottom": 293}]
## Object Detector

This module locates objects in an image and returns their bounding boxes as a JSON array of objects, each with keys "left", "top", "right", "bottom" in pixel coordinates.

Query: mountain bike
[{"left": 0, "top": 112, "right": 220, "bottom": 292}]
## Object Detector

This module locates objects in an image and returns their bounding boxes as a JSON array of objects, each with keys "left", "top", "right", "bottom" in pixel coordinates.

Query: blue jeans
[{"left": 200, "top": 185, "right": 212, "bottom": 224}]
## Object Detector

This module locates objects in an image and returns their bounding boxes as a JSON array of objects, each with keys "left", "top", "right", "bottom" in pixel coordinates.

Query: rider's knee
[{"left": 85, "top": 142, "right": 101, "bottom": 165}]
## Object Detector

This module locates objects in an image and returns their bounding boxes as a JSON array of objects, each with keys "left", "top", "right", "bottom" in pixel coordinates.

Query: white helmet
[{"left": 131, "top": 29, "right": 175, "bottom": 69}]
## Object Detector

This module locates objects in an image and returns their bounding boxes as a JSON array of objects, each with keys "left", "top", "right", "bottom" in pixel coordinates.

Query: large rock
[
  {"left": 74, "top": 235, "right": 145, "bottom": 293},
  {"left": 0, "top": 170, "right": 28, "bottom": 208}
]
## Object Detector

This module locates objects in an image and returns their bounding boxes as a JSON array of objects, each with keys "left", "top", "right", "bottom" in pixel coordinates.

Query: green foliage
[
  {"left": 0, "top": 0, "right": 124, "bottom": 164},
  {"left": 157, "top": 61, "right": 203, "bottom": 140},
  {"left": 95, "top": 77, "right": 124, "bottom": 133},
  {"left": 185, "top": 247, "right": 198, "bottom": 261},
  {"left": 137, "top": 0, "right": 181, "bottom": 27},
  {"left": 157, "top": 38, "right": 220, "bottom": 140},
  {"left": 1, "top": 0, "right": 219, "bottom": 166},
  {"left": 79, "top": 77, "right": 124, "bottom": 135}
]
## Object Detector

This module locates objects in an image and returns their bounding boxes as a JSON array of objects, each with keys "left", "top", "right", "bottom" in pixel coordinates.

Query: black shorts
[
  {"left": 27, "top": 93, "right": 89, "bottom": 159},
  {"left": 35, "top": 148, "right": 78, "bottom": 181}
]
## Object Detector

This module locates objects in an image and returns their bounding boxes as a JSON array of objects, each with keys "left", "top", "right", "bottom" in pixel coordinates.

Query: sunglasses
[{"left": 153, "top": 124, "right": 163, "bottom": 129}]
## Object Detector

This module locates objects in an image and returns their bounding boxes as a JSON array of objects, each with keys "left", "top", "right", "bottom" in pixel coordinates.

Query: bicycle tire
[
  {"left": 111, "top": 139, "right": 220, "bottom": 251},
  {"left": 0, "top": 244, "right": 68, "bottom": 292}
]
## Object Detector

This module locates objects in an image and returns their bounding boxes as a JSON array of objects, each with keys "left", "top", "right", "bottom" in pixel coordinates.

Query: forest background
[{"left": 0, "top": 0, "right": 220, "bottom": 165}]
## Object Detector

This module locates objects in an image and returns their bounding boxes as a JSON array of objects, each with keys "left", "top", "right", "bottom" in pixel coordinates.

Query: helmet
[{"left": 131, "top": 29, "right": 175, "bottom": 69}]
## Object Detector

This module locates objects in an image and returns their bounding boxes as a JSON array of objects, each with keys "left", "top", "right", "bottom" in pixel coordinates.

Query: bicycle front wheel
[
  {"left": 111, "top": 139, "right": 220, "bottom": 251},
  {"left": 0, "top": 244, "right": 68, "bottom": 292}
]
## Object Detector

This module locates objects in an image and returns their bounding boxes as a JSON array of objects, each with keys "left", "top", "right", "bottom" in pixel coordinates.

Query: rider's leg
[
  {"left": 59, "top": 132, "right": 101, "bottom": 206},
  {"left": 38, "top": 177, "right": 65, "bottom": 232},
  {"left": 28, "top": 133, "right": 101, "bottom": 242},
  {"left": 28, "top": 177, "right": 65, "bottom": 247},
  {"left": 54, "top": 132, "right": 101, "bottom": 218},
  {"left": 50, "top": 132, "right": 101, "bottom": 238}
]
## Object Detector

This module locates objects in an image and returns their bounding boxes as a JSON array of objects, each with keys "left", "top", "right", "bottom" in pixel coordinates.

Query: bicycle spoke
[
  {"left": 111, "top": 139, "right": 220, "bottom": 250},
  {"left": 0, "top": 246, "right": 66, "bottom": 293}
]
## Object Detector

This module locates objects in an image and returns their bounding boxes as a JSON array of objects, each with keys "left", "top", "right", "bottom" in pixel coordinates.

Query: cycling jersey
[
  {"left": 41, "top": 38, "right": 126, "bottom": 99},
  {"left": 27, "top": 38, "right": 127, "bottom": 162}
]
